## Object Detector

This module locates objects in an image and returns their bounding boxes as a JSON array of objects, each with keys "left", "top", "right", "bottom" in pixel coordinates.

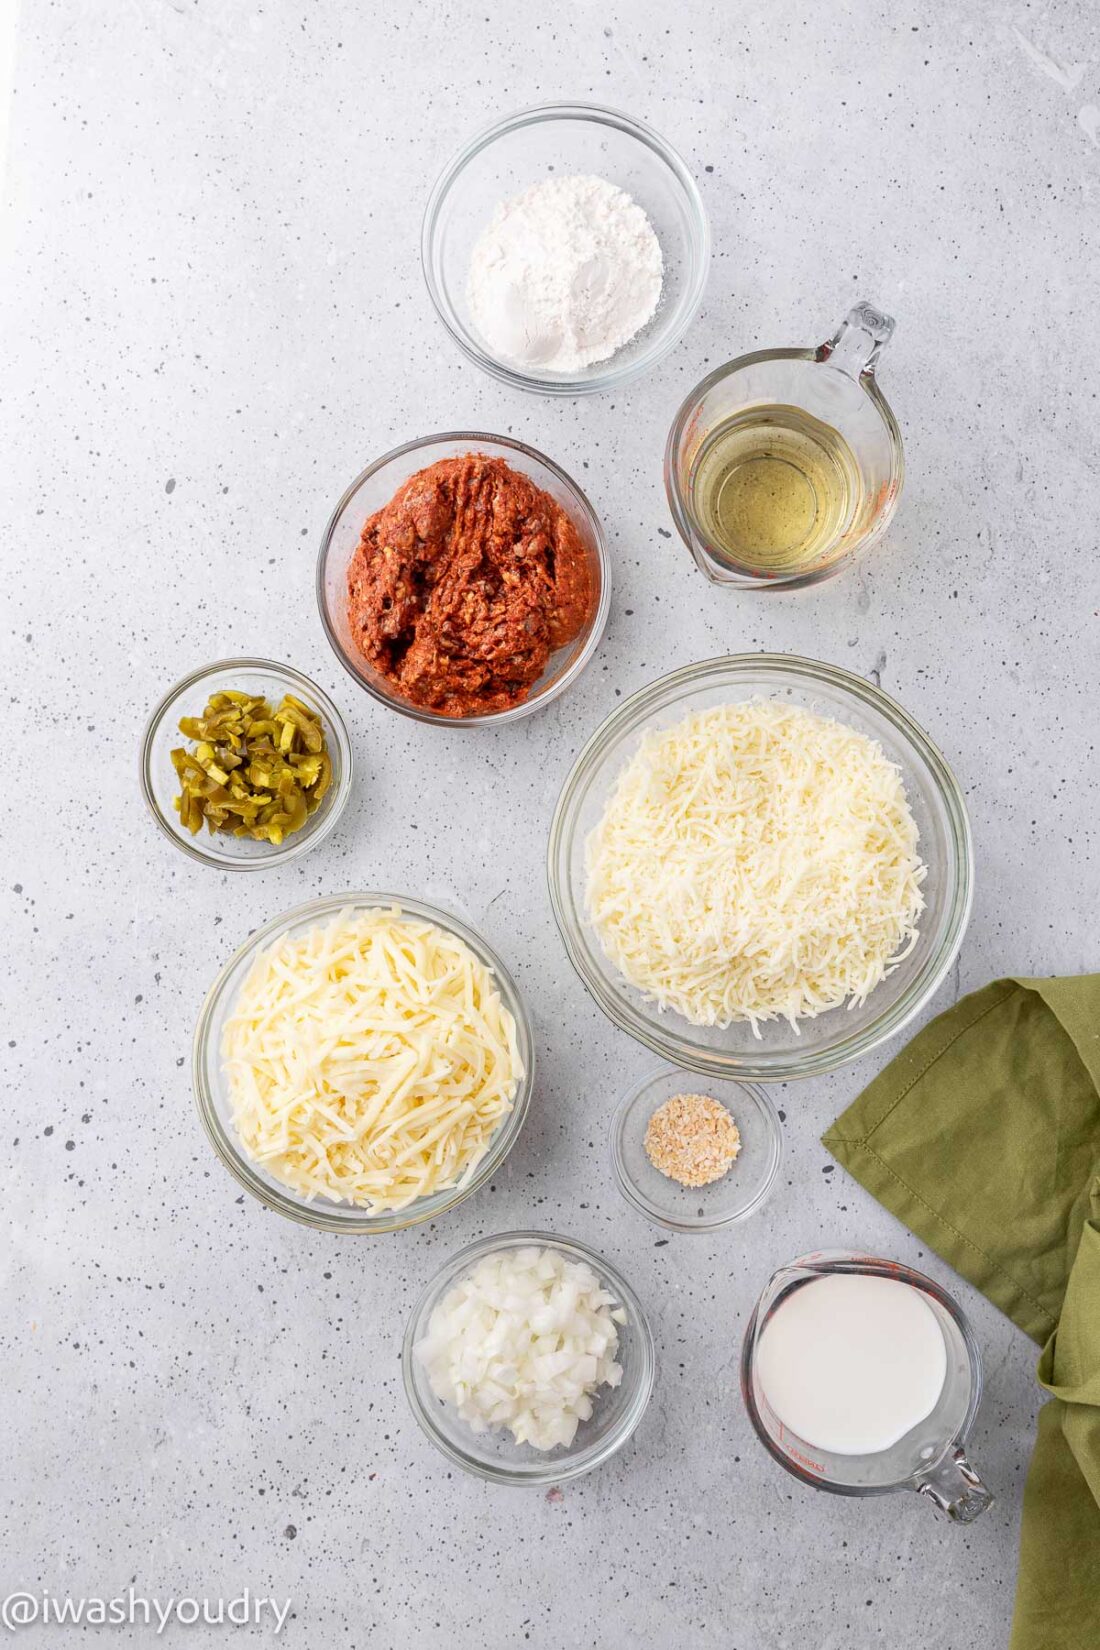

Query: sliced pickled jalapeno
[{"left": 171, "top": 689, "right": 332, "bottom": 846}]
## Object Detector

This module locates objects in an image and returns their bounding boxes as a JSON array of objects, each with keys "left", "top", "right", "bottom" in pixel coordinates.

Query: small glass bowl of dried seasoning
[
  {"left": 611, "top": 1066, "right": 782, "bottom": 1233},
  {"left": 644, "top": 1092, "right": 742, "bottom": 1187}
]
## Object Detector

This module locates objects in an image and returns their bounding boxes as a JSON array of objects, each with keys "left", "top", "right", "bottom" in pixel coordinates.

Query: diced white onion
[{"left": 416, "top": 1247, "right": 625, "bottom": 1451}]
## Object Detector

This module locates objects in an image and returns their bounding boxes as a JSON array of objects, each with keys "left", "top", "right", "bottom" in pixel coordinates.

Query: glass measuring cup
[
  {"left": 665, "top": 303, "right": 903, "bottom": 588},
  {"left": 740, "top": 1251, "right": 993, "bottom": 1523}
]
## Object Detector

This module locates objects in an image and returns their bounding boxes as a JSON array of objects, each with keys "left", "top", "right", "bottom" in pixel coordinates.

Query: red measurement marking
[{"left": 785, "top": 1444, "right": 826, "bottom": 1475}]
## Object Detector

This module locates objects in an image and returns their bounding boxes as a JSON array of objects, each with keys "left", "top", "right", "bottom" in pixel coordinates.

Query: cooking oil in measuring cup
[
  {"left": 665, "top": 303, "right": 904, "bottom": 587},
  {"left": 689, "top": 405, "right": 862, "bottom": 575}
]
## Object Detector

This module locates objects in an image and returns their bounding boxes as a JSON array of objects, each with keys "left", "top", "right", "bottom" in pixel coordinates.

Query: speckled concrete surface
[{"left": 2, "top": 2, "right": 1099, "bottom": 1646}]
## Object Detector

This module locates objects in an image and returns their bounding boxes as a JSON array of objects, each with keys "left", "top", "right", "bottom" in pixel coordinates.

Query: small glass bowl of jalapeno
[{"left": 141, "top": 658, "right": 353, "bottom": 870}]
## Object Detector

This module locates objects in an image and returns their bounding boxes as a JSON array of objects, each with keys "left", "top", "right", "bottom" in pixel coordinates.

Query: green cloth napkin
[{"left": 822, "top": 977, "right": 1100, "bottom": 1650}]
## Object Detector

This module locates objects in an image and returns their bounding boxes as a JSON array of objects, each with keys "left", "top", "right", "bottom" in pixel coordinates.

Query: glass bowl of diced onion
[
  {"left": 403, "top": 1231, "right": 656, "bottom": 1485},
  {"left": 547, "top": 654, "right": 973, "bottom": 1082},
  {"left": 192, "top": 892, "right": 535, "bottom": 1234}
]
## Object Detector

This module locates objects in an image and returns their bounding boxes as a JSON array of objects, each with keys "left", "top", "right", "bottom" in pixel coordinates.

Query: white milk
[{"left": 755, "top": 1273, "right": 947, "bottom": 1456}]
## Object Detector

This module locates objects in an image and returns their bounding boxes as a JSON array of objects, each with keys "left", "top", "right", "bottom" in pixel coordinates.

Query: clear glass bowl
[
  {"left": 422, "top": 102, "right": 710, "bottom": 395},
  {"left": 403, "top": 1231, "right": 655, "bottom": 1484},
  {"left": 316, "top": 432, "right": 610, "bottom": 726},
  {"left": 141, "top": 658, "right": 353, "bottom": 871},
  {"left": 192, "top": 893, "right": 535, "bottom": 1233},
  {"left": 612, "top": 1066, "right": 782, "bottom": 1233},
  {"left": 548, "top": 655, "right": 973, "bottom": 1081}
]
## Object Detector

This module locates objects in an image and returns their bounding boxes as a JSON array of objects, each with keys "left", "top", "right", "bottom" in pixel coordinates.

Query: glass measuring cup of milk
[
  {"left": 740, "top": 1251, "right": 993, "bottom": 1523},
  {"left": 665, "top": 303, "right": 903, "bottom": 589}
]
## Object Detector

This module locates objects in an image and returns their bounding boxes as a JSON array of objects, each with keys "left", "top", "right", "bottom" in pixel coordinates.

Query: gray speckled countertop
[{"left": 3, "top": 3, "right": 1099, "bottom": 1646}]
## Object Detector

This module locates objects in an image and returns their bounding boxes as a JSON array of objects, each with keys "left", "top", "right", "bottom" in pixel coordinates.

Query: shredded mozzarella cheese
[
  {"left": 416, "top": 1246, "right": 625, "bottom": 1451},
  {"left": 222, "top": 908, "right": 522, "bottom": 1210},
  {"left": 585, "top": 701, "right": 926, "bottom": 1031}
]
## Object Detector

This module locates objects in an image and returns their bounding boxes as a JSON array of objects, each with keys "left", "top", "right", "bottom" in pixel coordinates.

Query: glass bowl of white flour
[{"left": 422, "top": 102, "right": 710, "bottom": 395}]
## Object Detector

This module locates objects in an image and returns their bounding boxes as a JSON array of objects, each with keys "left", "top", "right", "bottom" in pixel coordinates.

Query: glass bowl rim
[
  {"left": 192, "top": 891, "right": 536, "bottom": 1233},
  {"left": 140, "top": 655, "right": 353, "bottom": 871},
  {"left": 315, "top": 429, "right": 612, "bottom": 727},
  {"left": 420, "top": 99, "right": 712, "bottom": 396},
  {"left": 663, "top": 346, "right": 905, "bottom": 591},
  {"left": 611, "top": 1064, "right": 783, "bottom": 1232},
  {"left": 402, "top": 1228, "right": 656, "bottom": 1484},
  {"left": 547, "top": 652, "right": 974, "bottom": 1081}
]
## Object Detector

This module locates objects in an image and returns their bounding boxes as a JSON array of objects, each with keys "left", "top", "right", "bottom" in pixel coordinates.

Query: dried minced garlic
[{"left": 643, "top": 1093, "right": 741, "bottom": 1188}]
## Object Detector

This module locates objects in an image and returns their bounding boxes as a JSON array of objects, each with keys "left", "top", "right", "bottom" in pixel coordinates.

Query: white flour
[{"left": 467, "top": 173, "right": 663, "bottom": 374}]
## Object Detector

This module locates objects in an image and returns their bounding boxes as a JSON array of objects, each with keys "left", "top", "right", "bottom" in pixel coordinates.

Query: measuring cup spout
[
  {"left": 819, "top": 302, "right": 895, "bottom": 380},
  {"left": 915, "top": 1446, "right": 994, "bottom": 1523}
]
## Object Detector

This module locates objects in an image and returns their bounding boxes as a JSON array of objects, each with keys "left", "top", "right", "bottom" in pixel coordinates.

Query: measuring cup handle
[
  {"left": 819, "top": 302, "right": 896, "bottom": 380},
  {"left": 915, "top": 1447, "right": 994, "bottom": 1523}
]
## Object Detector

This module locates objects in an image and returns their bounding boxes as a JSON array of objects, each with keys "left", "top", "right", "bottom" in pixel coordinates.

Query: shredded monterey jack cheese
[
  {"left": 585, "top": 701, "right": 926, "bottom": 1032},
  {"left": 222, "top": 908, "right": 522, "bottom": 1210}
]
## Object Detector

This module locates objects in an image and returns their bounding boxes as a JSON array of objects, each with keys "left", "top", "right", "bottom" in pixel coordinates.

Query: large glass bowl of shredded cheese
[
  {"left": 548, "top": 655, "right": 972, "bottom": 1082},
  {"left": 193, "top": 893, "right": 535, "bottom": 1233}
]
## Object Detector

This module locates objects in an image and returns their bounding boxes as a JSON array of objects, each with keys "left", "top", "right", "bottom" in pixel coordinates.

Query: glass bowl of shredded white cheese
[
  {"left": 193, "top": 893, "right": 535, "bottom": 1233},
  {"left": 422, "top": 102, "right": 710, "bottom": 395},
  {"left": 403, "top": 1232, "right": 655, "bottom": 1484},
  {"left": 548, "top": 654, "right": 973, "bottom": 1082}
]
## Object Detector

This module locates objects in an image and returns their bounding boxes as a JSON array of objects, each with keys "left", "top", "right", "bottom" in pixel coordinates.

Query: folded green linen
[{"left": 822, "top": 977, "right": 1100, "bottom": 1650}]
